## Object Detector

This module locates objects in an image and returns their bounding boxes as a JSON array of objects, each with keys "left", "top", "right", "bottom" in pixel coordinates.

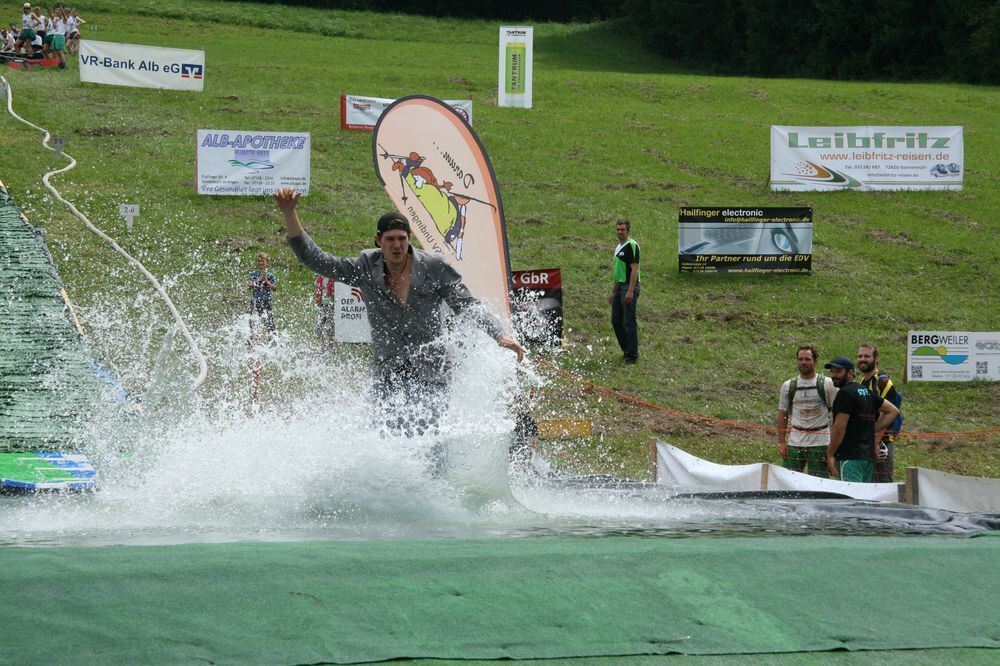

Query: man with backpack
[
  {"left": 776, "top": 345, "right": 838, "bottom": 477},
  {"left": 857, "top": 343, "right": 903, "bottom": 482}
]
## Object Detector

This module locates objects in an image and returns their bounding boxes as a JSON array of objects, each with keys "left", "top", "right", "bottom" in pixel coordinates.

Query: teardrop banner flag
[{"left": 373, "top": 95, "right": 512, "bottom": 323}]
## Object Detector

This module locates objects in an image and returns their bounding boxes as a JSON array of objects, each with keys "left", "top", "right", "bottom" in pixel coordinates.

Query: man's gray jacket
[{"left": 288, "top": 232, "right": 504, "bottom": 382}]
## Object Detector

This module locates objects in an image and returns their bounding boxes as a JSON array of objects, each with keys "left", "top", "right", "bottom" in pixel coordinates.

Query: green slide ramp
[
  {"left": 2, "top": 535, "right": 998, "bottom": 663},
  {"left": 0, "top": 183, "right": 103, "bottom": 454}
]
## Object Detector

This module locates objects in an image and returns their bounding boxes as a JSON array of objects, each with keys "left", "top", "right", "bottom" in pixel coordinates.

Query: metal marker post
[
  {"left": 119, "top": 204, "right": 139, "bottom": 231},
  {"left": 52, "top": 136, "right": 65, "bottom": 158}
]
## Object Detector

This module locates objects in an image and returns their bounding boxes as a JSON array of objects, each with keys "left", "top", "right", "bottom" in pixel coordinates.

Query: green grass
[{"left": 2, "top": 0, "right": 998, "bottom": 479}]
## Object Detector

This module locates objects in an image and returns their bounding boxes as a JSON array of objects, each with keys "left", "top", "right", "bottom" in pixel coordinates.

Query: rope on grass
[
  {"left": 535, "top": 357, "right": 1000, "bottom": 442},
  {"left": 2, "top": 75, "right": 208, "bottom": 389}
]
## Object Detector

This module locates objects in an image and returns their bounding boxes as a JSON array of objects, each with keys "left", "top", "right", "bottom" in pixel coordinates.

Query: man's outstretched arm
[{"left": 274, "top": 187, "right": 364, "bottom": 284}]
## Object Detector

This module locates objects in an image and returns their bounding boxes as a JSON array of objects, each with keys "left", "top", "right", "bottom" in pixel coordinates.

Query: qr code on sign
[
  {"left": 911, "top": 365, "right": 923, "bottom": 378},
  {"left": 976, "top": 361, "right": 988, "bottom": 375}
]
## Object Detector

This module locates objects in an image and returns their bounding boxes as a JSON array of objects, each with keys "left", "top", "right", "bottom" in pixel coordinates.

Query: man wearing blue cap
[{"left": 824, "top": 355, "right": 901, "bottom": 482}]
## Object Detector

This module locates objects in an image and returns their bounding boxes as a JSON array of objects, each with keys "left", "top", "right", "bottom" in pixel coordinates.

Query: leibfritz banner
[{"left": 373, "top": 95, "right": 511, "bottom": 323}]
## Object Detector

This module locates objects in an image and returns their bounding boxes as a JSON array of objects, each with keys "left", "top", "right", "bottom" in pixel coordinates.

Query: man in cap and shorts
[
  {"left": 824, "top": 356, "right": 900, "bottom": 482},
  {"left": 274, "top": 188, "right": 525, "bottom": 436}
]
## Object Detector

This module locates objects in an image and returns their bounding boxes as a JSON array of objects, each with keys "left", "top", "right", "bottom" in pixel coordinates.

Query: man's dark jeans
[{"left": 611, "top": 283, "right": 639, "bottom": 360}]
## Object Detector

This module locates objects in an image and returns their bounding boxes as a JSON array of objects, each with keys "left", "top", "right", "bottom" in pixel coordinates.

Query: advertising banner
[
  {"left": 511, "top": 268, "right": 562, "bottom": 348},
  {"left": 498, "top": 26, "right": 533, "bottom": 108},
  {"left": 79, "top": 40, "right": 205, "bottom": 91},
  {"left": 372, "top": 95, "right": 512, "bottom": 324},
  {"left": 907, "top": 331, "right": 1000, "bottom": 382},
  {"left": 196, "top": 130, "right": 310, "bottom": 196},
  {"left": 334, "top": 282, "right": 371, "bottom": 343},
  {"left": 771, "top": 126, "right": 963, "bottom": 191},
  {"left": 341, "top": 95, "right": 473, "bottom": 131},
  {"left": 678, "top": 207, "right": 812, "bottom": 274}
]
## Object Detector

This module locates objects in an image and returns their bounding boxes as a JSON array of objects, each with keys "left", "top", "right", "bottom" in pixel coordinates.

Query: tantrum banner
[
  {"left": 498, "top": 26, "right": 533, "bottom": 108},
  {"left": 770, "top": 126, "right": 963, "bottom": 191},
  {"left": 341, "top": 95, "right": 473, "bottom": 131},
  {"left": 196, "top": 130, "right": 310, "bottom": 196},
  {"left": 79, "top": 40, "right": 205, "bottom": 91},
  {"left": 373, "top": 95, "right": 512, "bottom": 323}
]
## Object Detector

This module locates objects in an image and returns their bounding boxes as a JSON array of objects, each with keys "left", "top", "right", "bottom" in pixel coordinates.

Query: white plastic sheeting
[
  {"left": 655, "top": 442, "right": 901, "bottom": 502},
  {"left": 910, "top": 467, "right": 1000, "bottom": 514}
]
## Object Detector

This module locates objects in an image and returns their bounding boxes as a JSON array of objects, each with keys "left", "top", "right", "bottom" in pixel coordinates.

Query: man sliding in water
[{"left": 274, "top": 188, "right": 524, "bottom": 436}]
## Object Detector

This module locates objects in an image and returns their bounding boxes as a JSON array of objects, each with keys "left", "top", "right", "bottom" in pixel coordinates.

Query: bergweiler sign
[
  {"left": 771, "top": 126, "right": 963, "bottom": 191},
  {"left": 80, "top": 40, "right": 205, "bottom": 91},
  {"left": 678, "top": 207, "right": 812, "bottom": 274},
  {"left": 907, "top": 331, "right": 1000, "bottom": 382}
]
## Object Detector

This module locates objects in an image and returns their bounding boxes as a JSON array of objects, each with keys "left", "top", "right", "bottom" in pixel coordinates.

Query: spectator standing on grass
[
  {"left": 857, "top": 343, "right": 903, "bottom": 483},
  {"left": 65, "top": 8, "right": 83, "bottom": 55},
  {"left": 609, "top": 219, "right": 640, "bottom": 363},
  {"left": 44, "top": 8, "right": 66, "bottom": 68},
  {"left": 247, "top": 252, "right": 277, "bottom": 333},
  {"left": 776, "top": 345, "right": 838, "bottom": 478},
  {"left": 14, "top": 4, "right": 39, "bottom": 55},
  {"left": 824, "top": 356, "right": 900, "bottom": 482}
]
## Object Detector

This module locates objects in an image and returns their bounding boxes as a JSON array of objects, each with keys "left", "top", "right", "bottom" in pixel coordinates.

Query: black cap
[
  {"left": 824, "top": 355, "right": 855, "bottom": 370},
  {"left": 376, "top": 211, "right": 411, "bottom": 235}
]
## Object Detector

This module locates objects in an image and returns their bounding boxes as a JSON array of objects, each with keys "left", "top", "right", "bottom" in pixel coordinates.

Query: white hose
[{"left": 2, "top": 75, "right": 208, "bottom": 389}]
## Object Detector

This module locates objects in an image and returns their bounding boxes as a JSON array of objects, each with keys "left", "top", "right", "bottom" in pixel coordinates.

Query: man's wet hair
[
  {"left": 797, "top": 344, "right": 818, "bottom": 361},
  {"left": 376, "top": 211, "right": 412, "bottom": 236}
]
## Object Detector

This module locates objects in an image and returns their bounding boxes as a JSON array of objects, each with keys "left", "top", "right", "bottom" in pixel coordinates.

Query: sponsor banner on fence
[
  {"left": 907, "top": 331, "right": 1000, "bottom": 382},
  {"left": 341, "top": 95, "right": 473, "bottom": 131},
  {"left": 196, "top": 130, "right": 310, "bottom": 196},
  {"left": 511, "top": 268, "right": 562, "bottom": 348},
  {"left": 498, "top": 26, "right": 533, "bottom": 108},
  {"left": 771, "top": 126, "right": 963, "bottom": 191},
  {"left": 79, "top": 40, "right": 205, "bottom": 91},
  {"left": 334, "top": 282, "right": 371, "bottom": 343},
  {"left": 678, "top": 207, "right": 812, "bottom": 274}
]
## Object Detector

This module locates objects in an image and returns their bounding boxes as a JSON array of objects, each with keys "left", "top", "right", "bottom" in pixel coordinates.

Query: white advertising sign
[
  {"left": 907, "top": 331, "right": 1000, "bottom": 382},
  {"left": 341, "top": 95, "right": 473, "bottom": 130},
  {"left": 334, "top": 282, "right": 371, "bottom": 343},
  {"left": 498, "top": 26, "right": 533, "bottom": 108},
  {"left": 771, "top": 126, "right": 963, "bottom": 191},
  {"left": 196, "top": 130, "right": 310, "bottom": 196},
  {"left": 79, "top": 40, "right": 205, "bottom": 91}
]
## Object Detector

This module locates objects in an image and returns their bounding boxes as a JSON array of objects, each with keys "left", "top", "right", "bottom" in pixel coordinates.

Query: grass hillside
[{"left": 3, "top": 0, "right": 998, "bottom": 479}]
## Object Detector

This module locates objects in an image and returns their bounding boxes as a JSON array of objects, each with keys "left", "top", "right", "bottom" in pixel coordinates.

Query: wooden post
[
  {"left": 648, "top": 441, "right": 658, "bottom": 483},
  {"left": 904, "top": 467, "right": 920, "bottom": 505},
  {"left": 760, "top": 463, "right": 769, "bottom": 490}
]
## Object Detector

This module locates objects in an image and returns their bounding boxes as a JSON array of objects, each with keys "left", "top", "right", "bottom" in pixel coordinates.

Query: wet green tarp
[
  {"left": 2, "top": 535, "right": 998, "bottom": 664},
  {"left": 0, "top": 184, "right": 100, "bottom": 452}
]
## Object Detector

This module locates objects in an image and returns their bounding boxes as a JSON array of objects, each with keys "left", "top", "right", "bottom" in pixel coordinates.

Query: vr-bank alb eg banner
[
  {"left": 79, "top": 40, "right": 205, "bottom": 91},
  {"left": 678, "top": 207, "right": 812, "bottom": 274},
  {"left": 771, "top": 126, "right": 963, "bottom": 191},
  {"left": 341, "top": 95, "right": 473, "bottom": 131},
  {"left": 498, "top": 26, "right": 533, "bottom": 108},
  {"left": 196, "top": 130, "right": 310, "bottom": 196}
]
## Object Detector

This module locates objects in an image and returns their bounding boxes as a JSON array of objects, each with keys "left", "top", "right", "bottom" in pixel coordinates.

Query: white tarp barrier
[
  {"left": 655, "top": 443, "right": 765, "bottom": 491},
  {"left": 767, "top": 465, "right": 899, "bottom": 502},
  {"left": 770, "top": 126, "right": 963, "bottom": 191},
  {"left": 80, "top": 40, "right": 205, "bottom": 91},
  {"left": 340, "top": 95, "right": 473, "bottom": 130},
  {"left": 196, "top": 130, "right": 310, "bottom": 196},
  {"left": 334, "top": 282, "right": 371, "bottom": 343},
  {"left": 498, "top": 26, "right": 533, "bottom": 108},
  {"left": 912, "top": 468, "right": 1000, "bottom": 514},
  {"left": 655, "top": 442, "right": 900, "bottom": 501}
]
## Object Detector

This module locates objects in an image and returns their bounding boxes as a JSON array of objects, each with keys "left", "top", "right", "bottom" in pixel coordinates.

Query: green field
[{"left": 2, "top": 0, "right": 998, "bottom": 480}]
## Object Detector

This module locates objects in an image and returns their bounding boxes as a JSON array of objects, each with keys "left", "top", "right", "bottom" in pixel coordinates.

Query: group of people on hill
[
  {"left": 1, "top": 3, "right": 84, "bottom": 69},
  {"left": 778, "top": 344, "right": 904, "bottom": 483}
]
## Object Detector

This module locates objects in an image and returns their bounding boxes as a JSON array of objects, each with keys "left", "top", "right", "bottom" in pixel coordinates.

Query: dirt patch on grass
[
  {"left": 869, "top": 228, "right": 918, "bottom": 245},
  {"left": 520, "top": 218, "right": 545, "bottom": 225},
  {"left": 77, "top": 126, "right": 168, "bottom": 137}
]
